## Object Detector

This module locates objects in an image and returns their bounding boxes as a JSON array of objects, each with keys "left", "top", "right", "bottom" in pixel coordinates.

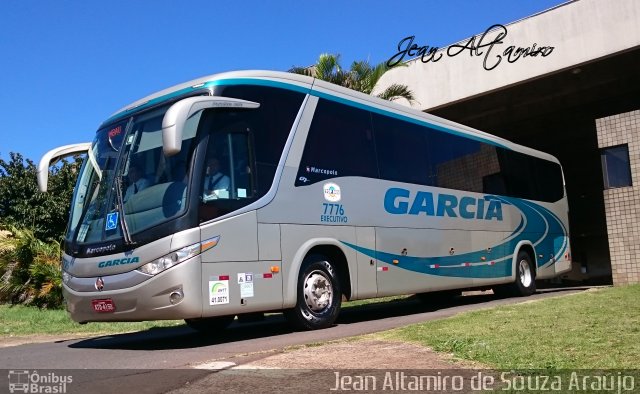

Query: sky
[{"left": 0, "top": 0, "right": 568, "bottom": 163}]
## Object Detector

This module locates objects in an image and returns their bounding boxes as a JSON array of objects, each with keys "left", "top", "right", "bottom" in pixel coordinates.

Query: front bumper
[{"left": 63, "top": 256, "right": 202, "bottom": 323}]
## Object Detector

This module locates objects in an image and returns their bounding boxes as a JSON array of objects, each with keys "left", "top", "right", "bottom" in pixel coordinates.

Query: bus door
[{"left": 197, "top": 114, "right": 282, "bottom": 315}]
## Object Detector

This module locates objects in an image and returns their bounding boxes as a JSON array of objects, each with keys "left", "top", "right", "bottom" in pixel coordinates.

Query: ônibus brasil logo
[{"left": 8, "top": 370, "right": 73, "bottom": 393}]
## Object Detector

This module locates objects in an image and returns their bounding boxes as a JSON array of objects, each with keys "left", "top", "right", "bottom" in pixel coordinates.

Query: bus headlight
[
  {"left": 62, "top": 270, "right": 71, "bottom": 285},
  {"left": 136, "top": 236, "right": 220, "bottom": 276},
  {"left": 137, "top": 243, "right": 201, "bottom": 276}
]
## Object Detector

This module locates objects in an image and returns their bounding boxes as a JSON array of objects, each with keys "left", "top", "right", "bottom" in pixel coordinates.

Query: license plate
[{"left": 92, "top": 299, "right": 115, "bottom": 313}]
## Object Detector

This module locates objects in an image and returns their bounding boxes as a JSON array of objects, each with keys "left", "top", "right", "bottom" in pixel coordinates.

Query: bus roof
[{"left": 106, "top": 70, "right": 559, "bottom": 164}]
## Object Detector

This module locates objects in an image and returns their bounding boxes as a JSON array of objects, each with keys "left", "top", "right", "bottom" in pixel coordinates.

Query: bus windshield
[{"left": 66, "top": 105, "right": 199, "bottom": 246}]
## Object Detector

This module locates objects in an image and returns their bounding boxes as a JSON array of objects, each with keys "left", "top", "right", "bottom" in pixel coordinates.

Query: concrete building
[{"left": 376, "top": 0, "right": 640, "bottom": 284}]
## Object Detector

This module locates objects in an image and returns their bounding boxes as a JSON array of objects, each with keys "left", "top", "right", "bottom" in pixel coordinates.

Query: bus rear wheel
[
  {"left": 185, "top": 315, "right": 235, "bottom": 333},
  {"left": 494, "top": 251, "right": 536, "bottom": 297},
  {"left": 514, "top": 251, "right": 536, "bottom": 296},
  {"left": 285, "top": 255, "right": 341, "bottom": 330}
]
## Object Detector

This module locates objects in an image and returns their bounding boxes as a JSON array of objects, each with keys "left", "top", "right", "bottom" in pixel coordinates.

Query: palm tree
[
  {"left": 290, "top": 53, "right": 416, "bottom": 103},
  {"left": 0, "top": 226, "right": 63, "bottom": 308},
  {"left": 290, "top": 53, "right": 349, "bottom": 87}
]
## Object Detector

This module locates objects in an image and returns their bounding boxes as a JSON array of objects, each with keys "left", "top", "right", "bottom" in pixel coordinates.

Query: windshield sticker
[
  {"left": 323, "top": 182, "right": 341, "bottom": 202},
  {"left": 105, "top": 212, "right": 119, "bottom": 231},
  {"left": 209, "top": 279, "right": 230, "bottom": 305}
]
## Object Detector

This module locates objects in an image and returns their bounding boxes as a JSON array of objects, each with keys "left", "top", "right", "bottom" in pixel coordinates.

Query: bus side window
[
  {"left": 296, "top": 99, "right": 377, "bottom": 186},
  {"left": 198, "top": 111, "right": 259, "bottom": 222},
  {"left": 483, "top": 172, "right": 507, "bottom": 195},
  {"left": 372, "top": 113, "right": 430, "bottom": 186}
]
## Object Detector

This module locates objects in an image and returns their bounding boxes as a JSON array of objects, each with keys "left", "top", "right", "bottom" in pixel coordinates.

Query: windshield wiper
[
  {"left": 112, "top": 117, "right": 137, "bottom": 246},
  {"left": 114, "top": 175, "right": 134, "bottom": 245}
]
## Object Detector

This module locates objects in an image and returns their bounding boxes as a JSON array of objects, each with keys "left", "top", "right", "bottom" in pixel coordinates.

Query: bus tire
[
  {"left": 185, "top": 315, "right": 235, "bottom": 333},
  {"left": 513, "top": 251, "right": 536, "bottom": 296},
  {"left": 285, "top": 255, "right": 341, "bottom": 330},
  {"left": 494, "top": 251, "right": 536, "bottom": 297}
]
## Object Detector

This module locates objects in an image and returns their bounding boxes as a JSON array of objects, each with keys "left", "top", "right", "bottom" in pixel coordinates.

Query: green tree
[
  {"left": 290, "top": 53, "right": 416, "bottom": 103},
  {"left": 0, "top": 152, "right": 82, "bottom": 241}
]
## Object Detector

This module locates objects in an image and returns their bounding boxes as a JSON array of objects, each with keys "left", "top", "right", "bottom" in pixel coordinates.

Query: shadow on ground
[{"left": 68, "top": 287, "right": 591, "bottom": 351}]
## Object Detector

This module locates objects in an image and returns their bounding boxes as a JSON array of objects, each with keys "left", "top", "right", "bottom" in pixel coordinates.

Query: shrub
[{"left": 0, "top": 226, "right": 63, "bottom": 309}]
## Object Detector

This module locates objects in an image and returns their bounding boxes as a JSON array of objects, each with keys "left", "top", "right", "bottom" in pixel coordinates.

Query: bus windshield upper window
[{"left": 66, "top": 106, "right": 199, "bottom": 245}]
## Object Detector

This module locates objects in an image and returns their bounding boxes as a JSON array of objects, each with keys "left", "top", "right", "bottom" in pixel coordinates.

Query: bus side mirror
[
  {"left": 161, "top": 96, "right": 260, "bottom": 157},
  {"left": 37, "top": 143, "right": 91, "bottom": 192}
]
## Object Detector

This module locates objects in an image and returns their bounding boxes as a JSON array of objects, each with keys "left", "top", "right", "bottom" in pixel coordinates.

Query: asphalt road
[{"left": 0, "top": 288, "right": 587, "bottom": 393}]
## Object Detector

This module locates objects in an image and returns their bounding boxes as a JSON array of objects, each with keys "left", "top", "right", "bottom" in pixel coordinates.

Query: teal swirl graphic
[{"left": 342, "top": 196, "right": 568, "bottom": 279}]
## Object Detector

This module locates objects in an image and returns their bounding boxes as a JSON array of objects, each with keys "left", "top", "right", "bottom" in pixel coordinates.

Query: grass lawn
[
  {"left": 4, "top": 286, "right": 640, "bottom": 371},
  {"left": 342, "top": 295, "right": 410, "bottom": 308},
  {"left": 377, "top": 285, "right": 640, "bottom": 369},
  {"left": 0, "top": 295, "right": 410, "bottom": 338},
  {"left": 0, "top": 305, "right": 182, "bottom": 337}
]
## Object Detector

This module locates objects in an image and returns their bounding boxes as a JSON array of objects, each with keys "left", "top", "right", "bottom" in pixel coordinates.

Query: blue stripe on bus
[
  {"left": 204, "top": 78, "right": 312, "bottom": 94},
  {"left": 104, "top": 77, "right": 509, "bottom": 149},
  {"left": 102, "top": 85, "right": 204, "bottom": 125},
  {"left": 340, "top": 197, "right": 568, "bottom": 279},
  {"left": 104, "top": 78, "right": 312, "bottom": 124}
]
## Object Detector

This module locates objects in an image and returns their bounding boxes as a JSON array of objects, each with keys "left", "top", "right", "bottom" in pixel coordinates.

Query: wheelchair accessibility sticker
[{"left": 106, "top": 212, "right": 119, "bottom": 231}]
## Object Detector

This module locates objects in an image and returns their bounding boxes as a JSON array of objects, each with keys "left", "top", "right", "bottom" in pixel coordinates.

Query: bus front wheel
[{"left": 285, "top": 255, "right": 342, "bottom": 330}]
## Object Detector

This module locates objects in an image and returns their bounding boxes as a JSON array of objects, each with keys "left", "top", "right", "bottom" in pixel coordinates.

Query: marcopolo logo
[
  {"left": 384, "top": 187, "right": 503, "bottom": 221},
  {"left": 323, "top": 182, "right": 341, "bottom": 202},
  {"left": 85, "top": 244, "right": 117, "bottom": 255},
  {"left": 8, "top": 370, "right": 73, "bottom": 393},
  {"left": 97, "top": 256, "right": 140, "bottom": 268}
]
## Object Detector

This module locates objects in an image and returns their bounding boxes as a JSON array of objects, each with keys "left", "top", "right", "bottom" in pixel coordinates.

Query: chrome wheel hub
[
  {"left": 303, "top": 271, "right": 333, "bottom": 312},
  {"left": 518, "top": 259, "right": 532, "bottom": 288}
]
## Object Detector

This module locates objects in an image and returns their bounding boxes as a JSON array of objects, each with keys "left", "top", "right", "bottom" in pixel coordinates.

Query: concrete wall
[
  {"left": 376, "top": 0, "right": 640, "bottom": 285},
  {"left": 375, "top": 0, "right": 640, "bottom": 111},
  {"left": 596, "top": 109, "right": 640, "bottom": 285}
]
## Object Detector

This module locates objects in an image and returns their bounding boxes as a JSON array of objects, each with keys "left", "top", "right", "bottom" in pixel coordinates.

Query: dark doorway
[{"left": 429, "top": 48, "right": 640, "bottom": 284}]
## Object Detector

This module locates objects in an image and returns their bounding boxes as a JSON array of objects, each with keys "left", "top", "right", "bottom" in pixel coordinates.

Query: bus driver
[{"left": 202, "top": 157, "right": 230, "bottom": 201}]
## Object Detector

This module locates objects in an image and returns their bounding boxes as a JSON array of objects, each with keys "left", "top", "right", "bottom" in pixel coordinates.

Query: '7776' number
[{"left": 323, "top": 203, "right": 345, "bottom": 216}]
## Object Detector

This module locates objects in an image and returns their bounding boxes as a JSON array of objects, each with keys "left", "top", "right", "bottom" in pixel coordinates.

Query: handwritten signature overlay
[{"left": 387, "top": 24, "right": 554, "bottom": 71}]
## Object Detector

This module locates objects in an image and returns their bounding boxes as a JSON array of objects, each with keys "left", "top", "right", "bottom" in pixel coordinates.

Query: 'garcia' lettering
[
  {"left": 98, "top": 257, "right": 140, "bottom": 268},
  {"left": 384, "top": 188, "right": 503, "bottom": 221}
]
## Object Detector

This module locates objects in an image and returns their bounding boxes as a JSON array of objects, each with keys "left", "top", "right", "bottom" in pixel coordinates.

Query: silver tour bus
[{"left": 38, "top": 70, "right": 571, "bottom": 331}]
